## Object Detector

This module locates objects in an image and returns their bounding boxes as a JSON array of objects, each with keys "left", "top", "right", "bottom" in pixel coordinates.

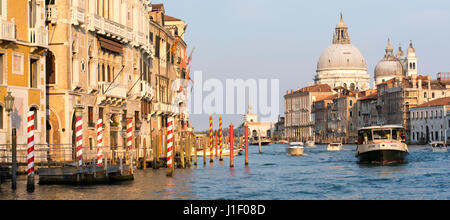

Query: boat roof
[{"left": 359, "top": 125, "right": 404, "bottom": 130}]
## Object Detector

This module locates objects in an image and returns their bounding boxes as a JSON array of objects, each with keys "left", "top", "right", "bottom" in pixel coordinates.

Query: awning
[{"left": 98, "top": 35, "right": 123, "bottom": 54}]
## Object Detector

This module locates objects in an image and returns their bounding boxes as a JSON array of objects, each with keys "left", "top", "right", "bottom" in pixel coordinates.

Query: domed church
[
  {"left": 314, "top": 14, "right": 371, "bottom": 91},
  {"left": 374, "top": 40, "right": 418, "bottom": 85}
]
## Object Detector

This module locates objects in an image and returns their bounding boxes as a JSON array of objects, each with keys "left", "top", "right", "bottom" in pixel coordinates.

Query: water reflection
[{"left": 0, "top": 144, "right": 449, "bottom": 200}]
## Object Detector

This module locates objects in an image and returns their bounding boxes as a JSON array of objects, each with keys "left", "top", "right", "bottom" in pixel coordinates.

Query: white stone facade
[{"left": 410, "top": 105, "right": 448, "bottom": 144}]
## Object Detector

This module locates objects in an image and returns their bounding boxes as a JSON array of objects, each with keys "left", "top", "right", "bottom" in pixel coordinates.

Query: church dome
[
  {"left": 374, "top": 39, "right": 404, "bottom": 84},
  {"left": 374, "top": 56, "right": 404, "bottom": 78},
  {"left": 317, "top": 44, "right": 367, "bottom": 72}
]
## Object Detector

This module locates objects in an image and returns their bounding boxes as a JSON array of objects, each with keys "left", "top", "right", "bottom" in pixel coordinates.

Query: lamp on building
[{"left": 5, "top": 91, "right": 14, "bottom": 114}]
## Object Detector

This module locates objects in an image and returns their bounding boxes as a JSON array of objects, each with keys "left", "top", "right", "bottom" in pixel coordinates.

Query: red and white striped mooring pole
[
  {"left": 75, "top": 113, "right": 83, "bottom": 167},
  {"left": 96, "top": 119, "right": 103, "bottom": 166},
  {"left": 27, "top": 111, "right": 35, "bottom": 192},
  {"left": 126, "top": 117, "right": 133, "bottom": 174},
  {"left": 167, "top": 117, "right": 174, "bottom": 176}
]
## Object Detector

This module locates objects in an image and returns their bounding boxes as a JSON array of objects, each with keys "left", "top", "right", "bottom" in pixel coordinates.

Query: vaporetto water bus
[{"left": 356, "top": 125, "right": 409, "bottom": 164}]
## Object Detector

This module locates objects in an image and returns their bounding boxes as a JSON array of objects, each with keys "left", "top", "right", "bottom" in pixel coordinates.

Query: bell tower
[{"left": 406, "top": 41, "right": 418, "bottom": 77}]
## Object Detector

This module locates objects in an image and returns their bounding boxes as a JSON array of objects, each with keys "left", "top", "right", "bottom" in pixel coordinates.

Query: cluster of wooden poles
[{"left": 161, "top": 115, "right": 251, "bottom": 177}]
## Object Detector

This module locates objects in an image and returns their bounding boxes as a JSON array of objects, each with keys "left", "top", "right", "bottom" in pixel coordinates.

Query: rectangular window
[
  {"left": 0, "top": 53, "right": 3, "bottom": 84},
  {"left": 29, "top": 0, "right": 37, "bottom": 28},
  {"left": 135, "top": 111, "right": 140, "bottom": 130},
  {"left": 13, "top": 53, "right": 24, "bottom": 75},
  {"left": 0, "top": 105, "right": 3, "bottom": 130},
  {"left": 30, "top": 58, "right": 38, "bottom": 88},
  {"left": 98, "top": 107, "right": 104, "bottom": 122},
  {"left": 46, "top": 53, "right": 55, "bottom": 84},
  {"left": 155, "top": 36, "right": 160, "bottom": 58},
  {"left": 88, "top": 106, "right": 94, "bottom": 127}
]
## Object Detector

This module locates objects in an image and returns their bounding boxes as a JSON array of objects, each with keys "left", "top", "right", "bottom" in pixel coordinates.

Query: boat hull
[
  {"left": 431, "top": 147, "right": 448, "bottom": 153},
  {"left": 357, "top": 150, "right": 408, "bottom": 165},
  {"left": 287, "top": 147, "right": 304, "bottom": 156}
]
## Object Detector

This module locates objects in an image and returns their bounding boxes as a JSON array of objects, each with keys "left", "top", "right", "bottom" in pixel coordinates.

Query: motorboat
[
  {"left": 250, "top": 137, "right": 271, "bottom": 146},
  {"left": 356, "top": 125, "right": 409, "bottom": 164},
  {"left": 306, "top": 141, "right": 315, "bottom": 147},
  {"left": 287, "top": 142, "right": 305, "bottom": 156},
  {"left": 327, "top": 143, "right": 343, "bottom": 151},
  {"left": 428, "top": 141, "right": 448, "bottom": 153}
]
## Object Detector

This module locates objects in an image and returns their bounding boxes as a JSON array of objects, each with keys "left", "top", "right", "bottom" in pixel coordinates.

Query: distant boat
[
  {"left": 428, "top": 141, "right": 448, "bottom": 153},
  {"left": 250, "top": 137, "right": 271, "bottom": 146},
  {"left": 287, "top": 142, "right": 305, "bottom": 156},
  {"left": 356, "top": 125, "right": 409, "bottom": 165},
  {"left": 327, "top": 143, "right": 343, "bottom": 151},
  {"left": 278, "top": 140, "right": 289, "bottom": 144},
  {"left": 306, "top": 141, "right": 315, "bottom": 147}
]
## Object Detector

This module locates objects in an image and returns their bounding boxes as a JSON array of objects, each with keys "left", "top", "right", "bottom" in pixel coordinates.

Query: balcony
[
  {"left": 0, "top": 19, "right": 16, "bottom": 42},
  {"left": 87, "top": 14, "right": 152, "bottom": 55},
  {"left": 137, "top": 81, "right": 154, "bottom": 101},
  {"left": 71, "top": 7, "right": 85, "bottom": 26},
  {"left": 153, "top": 102, "right": 177, "bottom": 116},
  {"left": 29, "top": 28, "right": 48, "bottom": 48},
  {"left": 97, "top": 82, "right": 127, "bottom": 106},
  {"left": 46, "top": 5, "right": 58, "bottom": 24}
]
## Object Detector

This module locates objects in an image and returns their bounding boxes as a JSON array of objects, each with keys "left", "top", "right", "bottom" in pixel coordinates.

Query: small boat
[
  {"left": 278, "top": 140, "right": 289, "bottom": 144},
  {"left": 428, "top": 141, "right": 448, "bottom": 153},
  {"left": 327, "top": 143, "right": 343, "bottom": 151},
  {"left": 356, "top": 125, "right": 409, "bottom": 165},
  {"left": 306, "top": 141, "right": 315, "bottom": 147},
  {"left": 250, "top": 137, "right": 271, "bottom": 146},
  {"left": 287, "top": 142, "right": 305, "bottom": 156}
]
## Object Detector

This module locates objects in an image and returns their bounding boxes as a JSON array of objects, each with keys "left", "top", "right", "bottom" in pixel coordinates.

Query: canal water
[{"left": 0, "top": 144, "right": 449, "bottom": 200}]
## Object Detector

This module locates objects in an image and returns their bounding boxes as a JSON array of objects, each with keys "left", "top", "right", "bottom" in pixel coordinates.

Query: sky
[{"left": 160, "top": 0, "right": 450, "bottom": 131}]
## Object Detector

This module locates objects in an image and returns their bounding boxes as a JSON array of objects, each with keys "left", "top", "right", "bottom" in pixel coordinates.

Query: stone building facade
[
  {"left": 376, "top": 74, "right": 450, "bottom": 142},
  {"left": 0, "top": 0, "right": 48, "bottom": 146},
  {"left": 284, "top": 84, "right": 333, "bottom": 142},
  {"left": 409, "top": 97, "right": 450, "bottom": 144},
  {"left": 43, "top": 1, "right": 190, "bottom": 161}
]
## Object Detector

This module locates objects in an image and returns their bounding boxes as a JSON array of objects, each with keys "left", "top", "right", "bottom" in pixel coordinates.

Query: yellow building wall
[
  {"left": 7, "top": 0, "right": 29, "bottom": 42},
  {"left": 5, "top": 45, "right": 30, "bottom": 88}
]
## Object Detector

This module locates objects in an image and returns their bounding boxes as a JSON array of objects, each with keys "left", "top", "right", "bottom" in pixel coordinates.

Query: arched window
[{"left": 424, "top": 92, "right": 427, "bottom": 98}]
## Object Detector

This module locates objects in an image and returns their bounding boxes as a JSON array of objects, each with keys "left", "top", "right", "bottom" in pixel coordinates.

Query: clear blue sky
[{"left": 161, "top": 0, "right": 450, "bottom": 131}]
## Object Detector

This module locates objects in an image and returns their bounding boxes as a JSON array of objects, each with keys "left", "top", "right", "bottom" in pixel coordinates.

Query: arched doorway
[{"left": 426, "top": 126, "right": 430, "bottom": 144}]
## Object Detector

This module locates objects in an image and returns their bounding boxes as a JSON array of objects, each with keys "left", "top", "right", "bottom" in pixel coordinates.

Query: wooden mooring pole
[
  {"left": 230, "top": 123, "right": 234, "bottom": 168},
  {"left": 203, "top": 136, "right": 207, "bottom": 166},
  {"left": 11, "top": 128, "right": 17, "bottom": 190},
  {"left": 245, "top": 124, "right": 249, "bottom": 166},
  {"left": 194, "top": 135, "right": 198, "bottom": 166},
  {"left": 258, "top": 130, "right": 262, "bottom": 154}
]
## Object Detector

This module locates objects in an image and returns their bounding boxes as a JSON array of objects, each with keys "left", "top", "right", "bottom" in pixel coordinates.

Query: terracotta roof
[
  {"left": 413, "top": 97, "right": 450, "bottom": 109},
  {"left": 315, "top": 94, "right": 337, "bottom": 102},
  {"left": 164, "top": 15, "right": 182, "bottom": 22},
  {"left": 358, "top": 93, "right": 378, "bottom": 101},
  {"left": 152, "top": 3, "right": 164, "bottom": 11},
  {"left": 298, "top": 84, "right": 332, "bottom": 93}
]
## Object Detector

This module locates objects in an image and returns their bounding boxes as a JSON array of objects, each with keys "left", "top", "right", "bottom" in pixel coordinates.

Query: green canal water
[{"left": 0, "top": 144, "right": 449, "bottom": 200}]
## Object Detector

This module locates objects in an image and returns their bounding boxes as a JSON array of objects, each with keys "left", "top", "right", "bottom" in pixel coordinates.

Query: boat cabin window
[
  {"left": 373, "top": 130, "right": 391, "bottom": 140},
  {"left": 358, "top": 130, "right": 372, "bottom": 144},
  {"left": 359, "top": 128, "right": 405, "bottom": 143}
]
